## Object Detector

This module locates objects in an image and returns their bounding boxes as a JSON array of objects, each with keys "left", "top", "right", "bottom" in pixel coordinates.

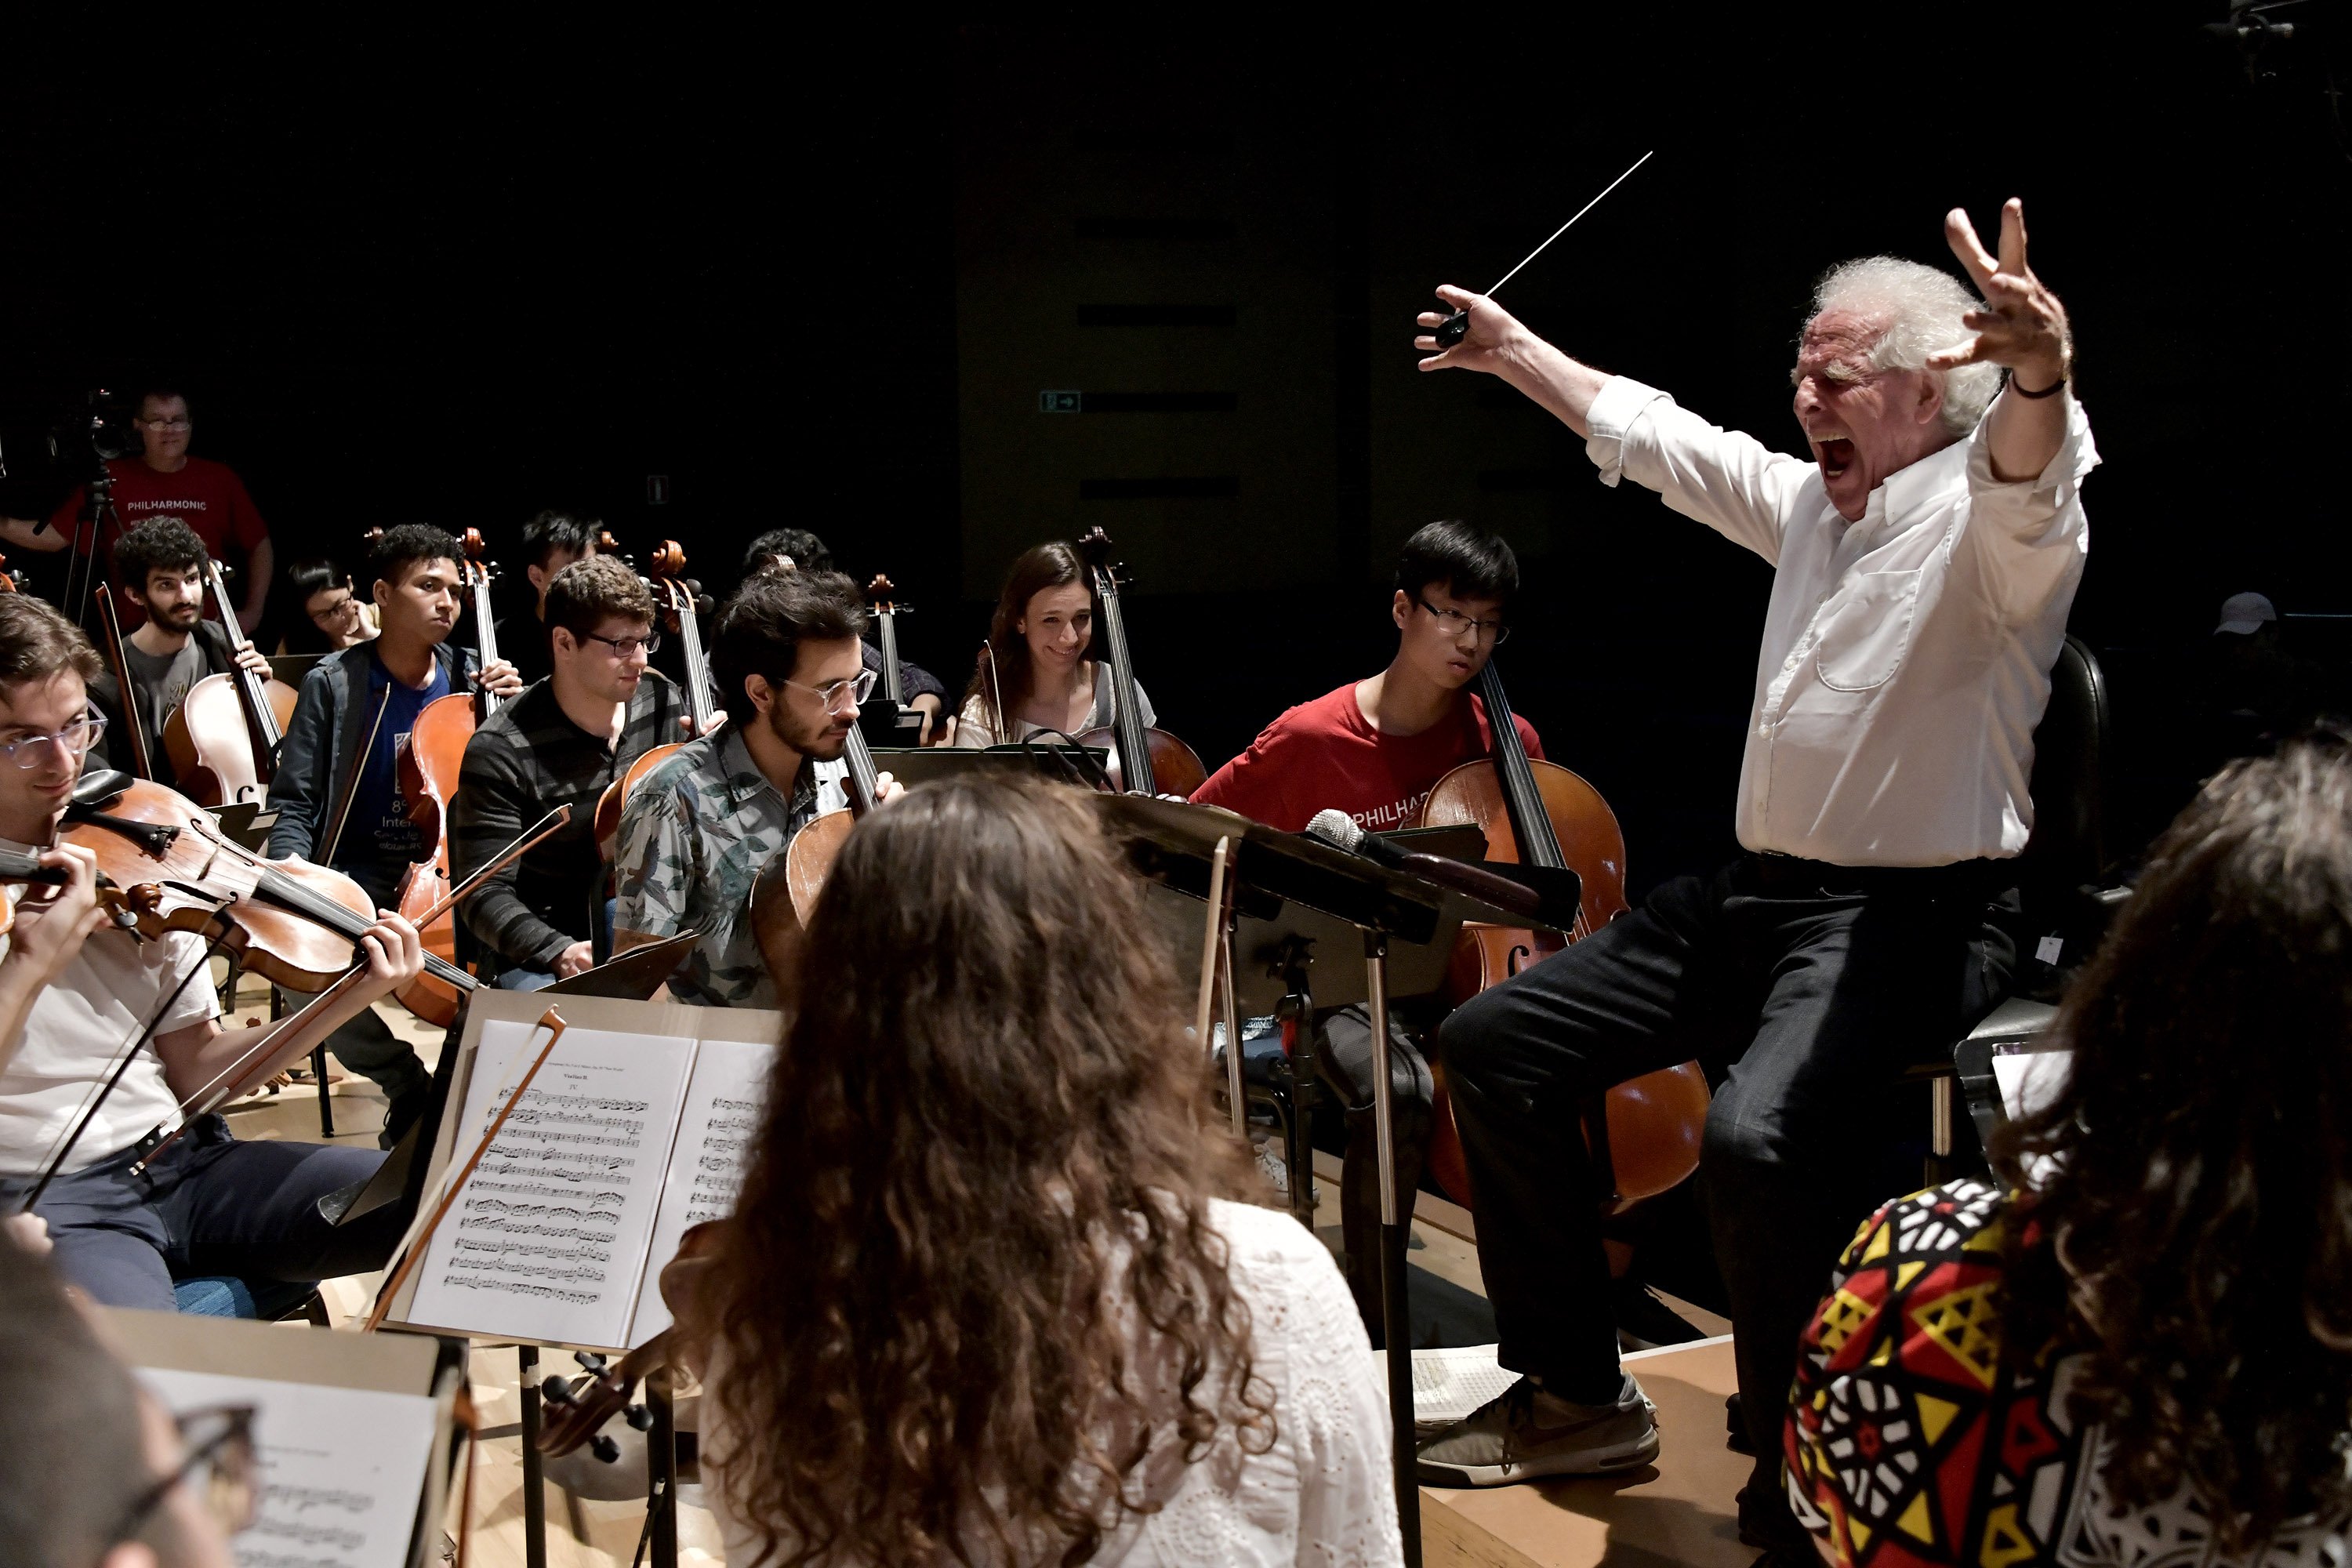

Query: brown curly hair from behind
[
  {"left": 1998, "top": 732, "right": 2352, "bottom": 1554},
  {"left": 703, "top": 773, "right": 1273, "bottom": 1565}
]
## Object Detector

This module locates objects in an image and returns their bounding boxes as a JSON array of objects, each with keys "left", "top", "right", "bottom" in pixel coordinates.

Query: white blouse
[{"left": 704, "top": 1198, "right": 1403, "bottom": 1566}]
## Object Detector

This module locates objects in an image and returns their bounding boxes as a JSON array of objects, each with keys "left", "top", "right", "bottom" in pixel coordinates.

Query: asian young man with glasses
[
  {"left": 1189, "top": 518, "right": 1544, "bottom": 1341},
  {"left": 450, "top": 554, "right": 699, "bottom": 989},
  {"left": 612, "top": 567, "right": 900, "bottom": 1007}
]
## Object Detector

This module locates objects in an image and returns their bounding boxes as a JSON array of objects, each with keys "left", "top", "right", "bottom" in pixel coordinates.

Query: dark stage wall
[{"left": 2, "top": 9, "right": 2344, "bottom": 889}]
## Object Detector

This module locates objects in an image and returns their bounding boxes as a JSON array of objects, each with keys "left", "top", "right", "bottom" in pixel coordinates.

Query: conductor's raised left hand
[{"left": 1928, "top": 198, "right": 2071, "bottom": 390}]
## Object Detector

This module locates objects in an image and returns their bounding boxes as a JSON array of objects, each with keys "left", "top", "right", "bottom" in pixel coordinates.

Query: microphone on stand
[{"left": 1304, "top": 810, "right": 1551, "bottom": 924}]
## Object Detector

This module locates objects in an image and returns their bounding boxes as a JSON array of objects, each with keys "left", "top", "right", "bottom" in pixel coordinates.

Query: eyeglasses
[
  {"left": 308, "top": 593, "right": 358, "bottom": 625},
  {"left": 583, "top": 630, "right": 662, "bottom": 659},
  {"left": 780, "top": 666, "right": 877, "bottom": 714},
  {"left": 0, "top": 707, "right": 107, "bottom": 770},
  {"left": 109, "top": 1404, "right": 259, "bottom": 1551},
  {"left": 136, "top": 418, "right": 192, "bottom": 432},
  {"left": 1415, "top": 597, "right": 1510, "bottom": 644}
]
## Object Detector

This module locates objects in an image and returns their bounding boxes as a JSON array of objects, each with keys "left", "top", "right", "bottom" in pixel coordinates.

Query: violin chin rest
[{"left": 69, "top": 769, "right": 134, "bottom": 813}]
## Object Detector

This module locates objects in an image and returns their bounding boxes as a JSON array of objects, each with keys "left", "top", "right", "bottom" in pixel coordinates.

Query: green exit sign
[{"left": 1038, "top": 390, "right": 1082, "bottom": 413}]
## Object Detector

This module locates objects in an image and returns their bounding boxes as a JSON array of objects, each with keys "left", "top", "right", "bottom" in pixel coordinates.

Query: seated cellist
[{"left": 1189, "top": 519, "right": 1540, "bottom": 1338}]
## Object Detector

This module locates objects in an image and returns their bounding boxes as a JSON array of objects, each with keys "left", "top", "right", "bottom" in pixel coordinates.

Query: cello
[
  {"left": 390, "top": 528, "right": 503, "bottom": 1026},
  {"left": 1414, "top": 661, "right": 1710, "bottom": 1213},
  {"left": 162, "top": 557, "right": 299, "bottom": 807},
  {"left": 1073, "top": 529, "right": 1206, "bottom": 797},
  {"left": 593, "top": 541, "right": 719, "bottom": 854}
]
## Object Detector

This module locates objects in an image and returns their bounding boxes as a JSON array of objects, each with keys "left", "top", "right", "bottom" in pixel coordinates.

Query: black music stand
[{"left": 1095, "top": 796, "right": 1561, "bottom": 1566}]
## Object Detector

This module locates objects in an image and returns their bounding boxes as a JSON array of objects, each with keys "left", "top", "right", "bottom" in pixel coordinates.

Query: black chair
[{"left": 1914, "top": 633, "right": 2118, "bottom": 1177}]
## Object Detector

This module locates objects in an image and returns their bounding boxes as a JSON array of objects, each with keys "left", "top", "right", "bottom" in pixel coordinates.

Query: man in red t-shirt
[
  {"left": 1192, "top": 526, "right": 1541, "bottom": 832},
  {"left": 1194, "top": 519, "right": 1539, "bottom": 1338},
  {"left": 4, "top": 389, "right": 274, "bottom": 632}
]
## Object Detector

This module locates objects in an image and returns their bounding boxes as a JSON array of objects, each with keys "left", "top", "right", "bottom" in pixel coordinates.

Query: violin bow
[
  {"left": 17, "top": 914, "right": 242, "bottom": 1209},
  {"left": 363, "top": 1005, "right": 570, "bottom": 1332},
  {"left": 319, "top": 684, "right": 394, "bottom": 869},
  {"left": 133, "top": 805, "right": 576, "bottom": 1170}
]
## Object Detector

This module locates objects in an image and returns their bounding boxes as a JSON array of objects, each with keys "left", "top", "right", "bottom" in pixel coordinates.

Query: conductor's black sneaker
[{"left": 1416, "top": 1374, "right": 1658, "bottom": 1486}]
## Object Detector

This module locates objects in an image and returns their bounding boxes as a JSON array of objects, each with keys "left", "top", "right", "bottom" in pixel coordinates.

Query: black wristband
[{"left": 2009, "top": 369, "right": 2067, "bottom": 400}]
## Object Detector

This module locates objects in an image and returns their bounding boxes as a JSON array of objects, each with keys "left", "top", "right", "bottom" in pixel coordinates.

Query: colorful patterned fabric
[
  {"left": 611, "top": 729, "right": 844, "bottom": 1007},
  {"left": 1786, "top": 1178, "right": 2352, "bottom": 1568}
]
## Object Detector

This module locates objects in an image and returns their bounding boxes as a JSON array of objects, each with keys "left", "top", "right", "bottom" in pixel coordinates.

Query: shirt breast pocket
[{"left": 1813, "top": 569, "right": 1920, "bottom": 693}]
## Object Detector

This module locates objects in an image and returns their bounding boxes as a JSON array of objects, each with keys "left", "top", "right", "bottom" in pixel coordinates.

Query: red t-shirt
[
  {"left": 1190, "top": 682, "right": 1545, "bottom": 833},
  {"left": 45, "top": 456, "right": 270, "bottom": 564}
]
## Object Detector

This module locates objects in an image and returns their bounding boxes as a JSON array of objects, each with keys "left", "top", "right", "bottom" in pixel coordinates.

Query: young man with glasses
[
  {"left": 613, "top": 568, "right": 900, "bottom": 1007},
  {"left": 452, "top": 555, "right": 694, "bottom": 989},
  {"left": 0, "top": 595, "right": 425, "bottom": 1310},
  {"left": 1193, "top": 518, "right": 1539, "bottom": 831},
  {"left": 1190, "top": 517, "right": 1541, "bottom": 1341},
  {"left": 3, "top": 388, "right": 275, "bottom": 634},
  {"left": 89, "top": 520, "right": 276, "bottom": 792},
  {"left": 266, "top": 524, "right": 523, "bottom": 1145},
  {"left": 741, "top": 526, "right": 950, "bottom": 741}
]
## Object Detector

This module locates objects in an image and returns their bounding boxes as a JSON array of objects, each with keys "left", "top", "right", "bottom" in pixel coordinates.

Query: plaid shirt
[
  {"left": 612, "top": 728, "right": 846, "bottom": 1007},
  {"left": 450, "top": 672, "right": 691, "bottom": 971}
]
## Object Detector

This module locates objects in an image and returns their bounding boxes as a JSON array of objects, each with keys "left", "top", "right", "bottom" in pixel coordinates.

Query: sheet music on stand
[
  {"left": 372, "top": 989, "right": 782, "bottom": 1353},
  {"left": 103, "top": 1307, "right": 463, "bottom": 1568}
]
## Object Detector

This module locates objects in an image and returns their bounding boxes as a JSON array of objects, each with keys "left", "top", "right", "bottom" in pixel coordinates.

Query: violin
[
  {"left": 538, "top": 1218, "right": 728, "bottom": 1462},
  {"left": 593, "top": 541, "right": 720, "bottom": 855},
  {"left": 61, "top": 773, "right": 481, "bottom": 999},
  {"left": 162, "top": 558, "right": 299, "bottom": 808},
  {"left": 391, "top": 528, "right": 503, "bottom": 1027},
  {"left": 0, "top": 550, "right": 20, "bottom": 593},
  {"left": 1073, "top": 530, "right": 1206, "bottom": 797},
  {"left": 1414, "top": 662, "right": 1709, "bottom": 1214},
  {"left": 92, "top": 585, "right": 155, "bottom": 780}
]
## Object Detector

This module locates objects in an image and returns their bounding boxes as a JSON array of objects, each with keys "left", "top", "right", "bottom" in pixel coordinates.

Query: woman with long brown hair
[
  {"left": 1787, "top": 734, "right": 2352, "bottom": 1568},
  {"left": 948, "top": 542, "right": 1158, "bottom": 747},
  {"left": 690, "top": 772, "right": 1399, "bottom": 1565}
]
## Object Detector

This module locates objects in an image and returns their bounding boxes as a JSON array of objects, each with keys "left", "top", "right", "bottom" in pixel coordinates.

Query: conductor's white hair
[{"left": 1809, "top": 256, "right": 2000, "bottom": 438}]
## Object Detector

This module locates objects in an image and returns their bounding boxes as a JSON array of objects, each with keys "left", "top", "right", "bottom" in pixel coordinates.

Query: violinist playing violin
[
  {"left": 0, "top": 594, "right": 426, "bottom": 1310},
  {"left": 1191, "top": 519, "right": 1540, "bottom": 1338},
  {"left": 88, "top": 520, "right": 276, "bottom": 792},
  {"left": 612, "top": 568, "right": 901, "bottom": 1008},
  {"left": 267, "top": 524, "right": 524, "bottom": 1145},
  {"left": 1407, "top": 200, "right": 2089, "bottom": 1553},
  {"left": 451, "top": 555, "right": 692, "bottom": 989}
]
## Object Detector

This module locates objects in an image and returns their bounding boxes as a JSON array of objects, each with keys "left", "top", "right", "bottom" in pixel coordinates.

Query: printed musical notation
[
  {"left": 407, "top": 1022, "right": 700, "bottom": 1349},
  {"left": 631, "top": 1036, "right": 773, "bottom": 1345},
  {"left": 136, "top": 1366, "right": 437, "bottom": 1568}
]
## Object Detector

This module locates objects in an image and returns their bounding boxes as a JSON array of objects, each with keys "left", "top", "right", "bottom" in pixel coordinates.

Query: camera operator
[{"left": 0, "top": 389, "right": 273, "bottom": 633}]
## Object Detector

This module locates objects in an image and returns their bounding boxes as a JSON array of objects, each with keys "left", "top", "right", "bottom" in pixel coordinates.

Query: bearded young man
[
  {"left": 90, "top": 519, "right": 274, "bottom": 790},
  {"left": 1404, "top": 201, "right": 2090, "bottom": 1552},
  {"left": 612, "top": 568, "right": 900, "bottom": 1008}
]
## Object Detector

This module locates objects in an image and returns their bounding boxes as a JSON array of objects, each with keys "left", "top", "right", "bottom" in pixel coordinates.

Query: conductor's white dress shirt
[{"left": 1584, "top": 375, "right": 2097, "bottom": 867}]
